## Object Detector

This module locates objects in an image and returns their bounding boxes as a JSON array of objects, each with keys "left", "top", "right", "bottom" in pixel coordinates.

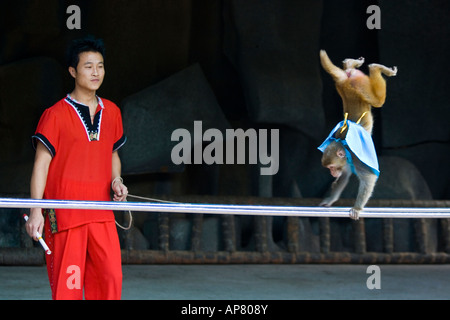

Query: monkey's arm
[
  {"left": 350, "top": 160, "right": 378, "bottom": 220},
  {"left": 320, "top": 50, "right": 347, "bottom": 83},
  {"left": 320, "top": 165, "right": 352, "bottom": 207}
]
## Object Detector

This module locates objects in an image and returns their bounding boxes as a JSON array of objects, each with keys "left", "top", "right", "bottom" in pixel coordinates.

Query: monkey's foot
[
  {"left": 369, "top": 64, "right": 398, "bottom": 76},
  {"left": 343, "top": 57, "right": 365, "bottom": 69},
  {"left": 349, "top": 208, "right": 361, "bottom": 220},
  {"left": 389, "top": 66, "right": 398, "bottom": 76}
]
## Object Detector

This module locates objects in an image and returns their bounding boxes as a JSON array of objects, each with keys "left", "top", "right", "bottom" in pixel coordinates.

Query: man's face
[{"left": 69, "top": 51, "right": 105, "bottom": 92}]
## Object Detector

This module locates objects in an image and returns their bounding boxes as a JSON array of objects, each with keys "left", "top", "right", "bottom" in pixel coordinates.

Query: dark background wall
[{"left": 0, "top": 0, "right": 449, "bottom": 246}]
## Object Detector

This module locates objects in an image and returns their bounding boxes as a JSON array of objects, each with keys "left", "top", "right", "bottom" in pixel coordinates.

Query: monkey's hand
[
  {"left": 319, "top": 197, "right": 337, "bottom": 207},
  {"left": 349, "top": 208, "right": 361, "bottom": 220}
]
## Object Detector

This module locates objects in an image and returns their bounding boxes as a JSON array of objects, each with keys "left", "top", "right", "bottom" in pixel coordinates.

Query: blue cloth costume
[{"left": 318, "top": 120, "right": 380, "bottom": 177}]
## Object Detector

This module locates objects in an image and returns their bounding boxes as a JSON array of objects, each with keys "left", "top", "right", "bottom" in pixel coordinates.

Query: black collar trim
[{"left": 65, "top": 95, "right": 103, "bottom": 141}]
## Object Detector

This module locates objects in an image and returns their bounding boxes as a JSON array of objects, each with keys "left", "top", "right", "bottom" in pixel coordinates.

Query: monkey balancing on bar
[
  {"left": 23, "top": 214, "right": 52, "bottom": 255},
  {"left": 318, "top": 119, "right": 380, "bottom": 177}
]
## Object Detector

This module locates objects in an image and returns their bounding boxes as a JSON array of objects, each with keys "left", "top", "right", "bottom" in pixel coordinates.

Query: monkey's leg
[
  {"left": 319, "top": 50, "right": 347, "bottom": 83},
  {"left": 343, "top": 57, "right": 365, "bottom": 70},
  {"left": 369, "top": 63, "right": 397, "bottom": 77},
  {"left": 364, "top": 64, "right": 393, "bottom": 108}
]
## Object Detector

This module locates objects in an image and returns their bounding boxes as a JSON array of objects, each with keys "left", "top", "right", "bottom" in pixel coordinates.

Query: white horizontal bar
[{"left": 0, "top": 197, "right": 449, "bottom": 218}]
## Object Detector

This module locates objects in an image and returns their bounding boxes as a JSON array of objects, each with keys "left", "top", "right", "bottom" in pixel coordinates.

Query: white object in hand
[{"left": 23, "top": 214, "right": 51, "bottom": 255}]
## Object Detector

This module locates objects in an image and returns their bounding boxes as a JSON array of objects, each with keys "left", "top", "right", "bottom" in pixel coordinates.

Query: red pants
[{"left": 45, "top": 220, "right": 122, "bottom": 300}]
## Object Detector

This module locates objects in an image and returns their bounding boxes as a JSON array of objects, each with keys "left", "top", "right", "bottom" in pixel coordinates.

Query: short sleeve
[
  {"left": 32, "top": 108, "right": 60, "bottom": 157},
  {"left": 112, "top": 107, "right": 127, "bottom": 152}
]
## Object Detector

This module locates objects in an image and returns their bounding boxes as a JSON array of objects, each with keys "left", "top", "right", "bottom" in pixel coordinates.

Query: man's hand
[
  {"left": 112, "top": 177, "right": 128, "bottom": 202},
  {"left": 25, "top": 208, "right": 45, "bottom": 241}
]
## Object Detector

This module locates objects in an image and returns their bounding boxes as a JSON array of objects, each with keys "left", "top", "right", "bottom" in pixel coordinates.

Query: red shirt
[{"left": 32, "top": 95, "right": 126, "bottom": 232}]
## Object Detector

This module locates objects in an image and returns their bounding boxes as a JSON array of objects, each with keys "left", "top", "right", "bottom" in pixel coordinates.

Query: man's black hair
[{"left": 66, "top": 35, "right": 105, "bottom": 69}]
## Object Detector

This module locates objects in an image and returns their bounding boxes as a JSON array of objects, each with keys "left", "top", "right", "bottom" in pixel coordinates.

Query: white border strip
[{"left": 0, "top": 198, "right": 449, "bottom": 218}]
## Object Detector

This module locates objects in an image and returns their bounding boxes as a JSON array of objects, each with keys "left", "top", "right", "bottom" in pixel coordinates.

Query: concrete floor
[{"left": 1, "top": 264, "right": 450, "bottom": 300}]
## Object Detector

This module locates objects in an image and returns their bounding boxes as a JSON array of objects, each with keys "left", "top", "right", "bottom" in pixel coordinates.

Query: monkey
[
  {"left": 319, "top": 139, "right": 378, "bottom": 220},
  {"left": 318, "top": 50, "right": 397, "bottom": 220},
  {"left": 319, "top": 50, "right": 397, "bottom": 135}
]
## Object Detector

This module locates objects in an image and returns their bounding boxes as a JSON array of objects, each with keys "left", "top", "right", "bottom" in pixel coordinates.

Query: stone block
[
  {"left": 378, "top": 0, "right": 450, "bottom": 147},
  {"left": 120, "top": 63, "right": 231, "bottom": 174},
  {"left": 223, "top": 0, "right": 325, "bottom": 138}
]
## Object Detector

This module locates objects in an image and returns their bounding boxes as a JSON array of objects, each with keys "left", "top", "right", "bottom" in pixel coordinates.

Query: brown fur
[{"left": 319, "top": 50, "right": 397, "bottom": 134}]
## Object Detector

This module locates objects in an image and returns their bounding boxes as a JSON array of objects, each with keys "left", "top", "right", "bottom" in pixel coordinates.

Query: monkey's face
[
  {"left": 321, "top": 142, "right": 348, "bottom": 178},
  {"left": 327, "top": 164, "right": 343, "bottom": 178}
]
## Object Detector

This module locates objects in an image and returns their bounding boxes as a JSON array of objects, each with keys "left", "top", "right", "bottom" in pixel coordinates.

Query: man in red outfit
[{"left": 26, "top": 36, "right": 128, "bottom": 300}]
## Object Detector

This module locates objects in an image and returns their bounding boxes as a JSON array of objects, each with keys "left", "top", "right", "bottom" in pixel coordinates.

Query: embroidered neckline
[{"left": 65, "top": 94, "right": 103, "bottom": 142}]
